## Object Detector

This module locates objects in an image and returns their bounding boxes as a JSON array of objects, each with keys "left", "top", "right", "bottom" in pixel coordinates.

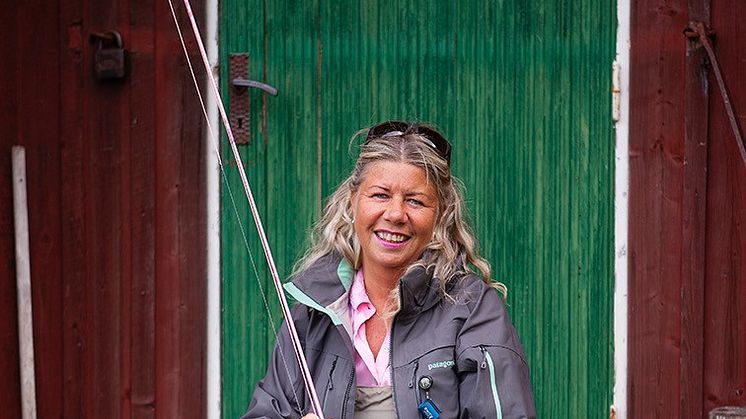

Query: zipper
[
  {"left": 409, "top": 359, "right": 420, "bottom": 404},
  {"left": 480, "top": 346, "right": 503, "bottom": 419},
  {"left": 390, "top": 285, "right": 401, "bottom": 419},
  {"left": 322, "top": 355, "right": 339, "bottom": 411},
  {"left": 340, "top": 368, "right": 354, "bottom": 419}
]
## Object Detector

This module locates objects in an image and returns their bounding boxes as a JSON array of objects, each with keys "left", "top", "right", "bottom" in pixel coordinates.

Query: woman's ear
[{"left": 348, "top": 189, "right": 358, "bottom": 220}]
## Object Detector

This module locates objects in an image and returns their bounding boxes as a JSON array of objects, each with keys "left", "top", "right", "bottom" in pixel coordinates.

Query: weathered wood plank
[
  {"left": 681, "top": 1, "right": 710, "bottom": 417},
  {"left": 220, "top": 0, "right": 271, "bottom": 417},
  {"left": 628, "top": 0, "right": 708, "bottom": 417},
  {"left": 86, "top": 0, "right": 126, "bottom": 410},
  {"left": 12, "top": 146, "right": 37, "bottom": 419},
  {"left": 0, "top": 1, "right": 22, "bottom": 417},
  {"left": 60, "top": 0, "right": 87, "bottom": 416},
  {"left": 703, "top": 0, "right": 746, "bottom": 413},
  {"left": 119, "top": 2, "right": 134, "bottom": 417},
  {"left": 1, "top": 0, "right": 208, "bottom": 416},
  {"left": 154, "top": 1, "right": 207, "bottom": 417},
  {"left": 129, "top": 0, "right": 157, "bottom": 417},
  {"left": 17, "top": 0, "right": 64, "bottom": 417}
]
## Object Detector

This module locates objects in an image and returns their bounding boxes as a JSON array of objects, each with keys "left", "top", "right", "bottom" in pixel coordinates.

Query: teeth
[{"left": 377, "top": 232, "right": 408, "bottom": 243}]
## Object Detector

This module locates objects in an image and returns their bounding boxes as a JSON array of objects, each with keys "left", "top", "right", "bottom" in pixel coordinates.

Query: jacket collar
[{"left": 284, "top": 253, "right": 444, "bottom": 319}]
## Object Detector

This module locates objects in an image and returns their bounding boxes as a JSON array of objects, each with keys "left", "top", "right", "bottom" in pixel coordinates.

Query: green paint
[{"left": 220, "top": 1, "right": 616, "bottom": 417}]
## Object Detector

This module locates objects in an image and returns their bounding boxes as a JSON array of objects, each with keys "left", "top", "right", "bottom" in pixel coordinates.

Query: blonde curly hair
[{"left": 294, "top": 123, "right": 506, "bottom": 299}]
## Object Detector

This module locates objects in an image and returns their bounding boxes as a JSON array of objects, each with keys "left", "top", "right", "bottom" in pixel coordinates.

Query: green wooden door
[{"left": 220, "top": 2, "right": 616, "bottom": 417}]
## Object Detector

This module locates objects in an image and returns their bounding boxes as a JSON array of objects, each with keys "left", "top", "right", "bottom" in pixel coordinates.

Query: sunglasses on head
[{"left": 366, "top": 121, "right": 452, "bottom": 164}]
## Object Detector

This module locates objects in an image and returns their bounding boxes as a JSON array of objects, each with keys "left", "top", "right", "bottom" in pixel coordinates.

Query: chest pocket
[{"left": 402, "top": 344, "right": 459, "bottom": 418}]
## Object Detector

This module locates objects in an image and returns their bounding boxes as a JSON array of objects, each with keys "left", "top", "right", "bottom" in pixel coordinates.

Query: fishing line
[{"left": 166, "top": 1, "right": 322, "bottom": 416}]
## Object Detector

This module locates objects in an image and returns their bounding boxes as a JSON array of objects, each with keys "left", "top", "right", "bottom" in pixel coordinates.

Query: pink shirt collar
[{"left": 349, "top": 269, "right": 392, "bottom": 386}]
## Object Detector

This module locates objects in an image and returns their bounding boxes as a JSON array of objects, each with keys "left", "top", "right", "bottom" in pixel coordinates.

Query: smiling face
[{"left": 351, "top": 160, "right": 439, "bottom": 281}]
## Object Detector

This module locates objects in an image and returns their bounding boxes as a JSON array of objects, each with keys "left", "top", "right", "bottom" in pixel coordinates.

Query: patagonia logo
[{"left": 427, "top": 360, "right": 455, "bottom": 371}]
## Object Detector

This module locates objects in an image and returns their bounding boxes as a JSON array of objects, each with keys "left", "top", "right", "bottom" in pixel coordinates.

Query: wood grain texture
[
  {"left": 629, "top": 0, "right": 746, "bottom": 417},
  {"left": 129, "top": 0, "right": 157, "bottom": 417},
  {"left": 0, "top": 1, "right": 22, "bottom": 417},
  {"left": 681, "top": 1, "right": 710, "bottom": 417},
  {"left": 219, "top": 1, "right": 275, "bottom": 417},
  {"left": 0, "top": 0, "right": 207, "bottom": 416},
  {"left": 628, "top": 0, "right": 689, "bottom": 415},
  {"left": 88, "top": 0, "right": 126, "bottom": 416},
  {"left": 60, "top": 0, "right": 87, "bottom": 417},
  {"left": 703, "top": 0, "right": 746, "bottom": 413},
  {"left": 221, "top": 1, "right": 616, "bottom": 418},
  {"left": 154, "top": 1, "right": 207, "bottom": 418},
  {"left": 18, "top": 0, "right": 65, "bottom": 417}
]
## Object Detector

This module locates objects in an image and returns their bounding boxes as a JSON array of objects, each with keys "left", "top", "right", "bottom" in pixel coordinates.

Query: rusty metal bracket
[
  {"left": 684, "top": 21, "right": 746, "bottom": 167},
  {"left": 228, "top": 53, "right": 278, "bottom": 145}
]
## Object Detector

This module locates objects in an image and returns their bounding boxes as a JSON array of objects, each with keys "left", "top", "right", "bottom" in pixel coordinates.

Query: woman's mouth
[{"left": 375, "top": 231, "right": 410, "bottom": 246}]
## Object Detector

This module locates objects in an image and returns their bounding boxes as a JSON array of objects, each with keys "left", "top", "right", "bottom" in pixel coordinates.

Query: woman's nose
[{"left": 383, "top": 199, "right": 407, "bottom": 223}]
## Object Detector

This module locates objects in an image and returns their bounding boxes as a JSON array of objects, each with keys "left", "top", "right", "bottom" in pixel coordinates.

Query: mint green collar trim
[
  {"left": 336, "top": 258, "right": 355, "bottom": 291},
  {"left": 283, "top": 282, "right": 344, "bottom": 326}
]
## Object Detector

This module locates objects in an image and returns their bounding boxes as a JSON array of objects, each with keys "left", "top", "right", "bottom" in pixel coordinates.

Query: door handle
[
  {"left": 229, "top": 53, "right": 278, "bottom": 145},
  {"left": 232, "top": 78, "right": 278, "bottom": 96}
]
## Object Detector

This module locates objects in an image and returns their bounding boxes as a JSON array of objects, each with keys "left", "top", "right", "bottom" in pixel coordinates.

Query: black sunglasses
[{"left": 366, "top": 121, "right": 452, "bottom": 164}]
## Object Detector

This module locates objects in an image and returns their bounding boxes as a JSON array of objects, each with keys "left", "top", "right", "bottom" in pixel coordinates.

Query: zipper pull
[{"left": 409, "top": 360, "right": 419, "bottom": 388}]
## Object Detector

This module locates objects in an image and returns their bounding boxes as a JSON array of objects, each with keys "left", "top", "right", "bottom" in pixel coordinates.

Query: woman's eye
[
  {"left": 371, "top": 193, "right": 388, "bottom": 199},
  {"left": 407, "top": 199, "right": 425, "bottom": 207}
]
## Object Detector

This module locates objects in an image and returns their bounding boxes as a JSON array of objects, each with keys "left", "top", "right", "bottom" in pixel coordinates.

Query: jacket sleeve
[
  {"left": 455, "top": 281, "right": 536, "bottom": 419},
  {"left": 241, "top": 306, "right": 309, "bottom": 419}
]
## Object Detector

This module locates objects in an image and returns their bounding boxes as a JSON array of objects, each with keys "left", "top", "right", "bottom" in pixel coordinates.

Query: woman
[{"left": 244, "top": 121, "right": 535, "bottom": 418}]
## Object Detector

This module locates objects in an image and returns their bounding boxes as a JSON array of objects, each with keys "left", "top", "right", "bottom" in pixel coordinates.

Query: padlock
[{"left": 93, "top": 31, "right": 128, "bottom": 80}]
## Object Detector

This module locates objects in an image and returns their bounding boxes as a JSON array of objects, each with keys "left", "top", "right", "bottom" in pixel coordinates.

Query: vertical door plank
[
  {"left": 681, "top": 0, "right": 709, "bottom": 417},
  {"left": 154, "top": 8, "right": 183, "bottom": 416},
  {"left": 0, "top": 0, "right": 208, "bottom": 415},
  {"left": 175, "top": 4, "right": 209, "bottom": 414},
  {"left": 0, "top": 2, "right": 22, "bottom": 418},
  {"left": 154, "top": 0, "right": 208, "bottom": 417},
  {"left": 628, "top": 0, "right": 688, "bottom": 417},
  {"left": 86, "top": 0, "right": 130, "bottom": 416},
  {"left": 18, "top": 0, "right": 64, "bottom": 417},
  {"left": 703, "top": 0, "right": 746, "bottom": 413},
  {"left": 60, "top": 0, "right": 87, "bottom": 416},
  {"left": 219, "top": 0, "right": 272, "bottom": 417},
  {"left": 129, "top": 0, "right": 157, "bottom": 417},
  {"left": 118, "top": 1, "right": 134, "bottom": 417}
]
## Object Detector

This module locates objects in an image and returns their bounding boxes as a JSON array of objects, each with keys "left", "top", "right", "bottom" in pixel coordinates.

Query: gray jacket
[{"left": 243, "top": 253, "right": 536, "bottom": 419}]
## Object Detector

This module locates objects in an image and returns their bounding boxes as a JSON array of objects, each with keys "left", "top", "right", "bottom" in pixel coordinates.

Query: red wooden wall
[
  {"left": 702, "top": 0, "right": 746, "bottom": 411},
  {"left": 629, "top": 0, "right": 746, "bottom": 417},
  {"left": 0, "top": 0, "right": 207, "bottom": 417}
]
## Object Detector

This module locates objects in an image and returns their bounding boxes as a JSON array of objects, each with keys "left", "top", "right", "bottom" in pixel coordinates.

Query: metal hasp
[
  {"left": 229, "top": 53, "right": 279, "bottom": 145},
  {"left": 90, "top": 31, "right": 128, "bottom": 80}
]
